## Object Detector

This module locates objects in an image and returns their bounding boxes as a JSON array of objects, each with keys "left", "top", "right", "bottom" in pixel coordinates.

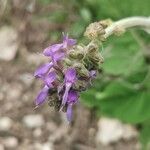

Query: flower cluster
[{"left": 34, "top": 34, "right": 103, "bottom": 122}]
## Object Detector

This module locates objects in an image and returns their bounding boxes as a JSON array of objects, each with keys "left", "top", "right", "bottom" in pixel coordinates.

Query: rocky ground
[{"left": 0, "top": 1, "right": 141, "bottom": 150}]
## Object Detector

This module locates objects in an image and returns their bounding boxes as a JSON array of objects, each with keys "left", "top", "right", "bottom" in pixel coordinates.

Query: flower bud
[
  {"left": 64, "top": 58, "right": 72, "bottom": 66},
  {"left": 87, "top": 42, "right": 98, "bottom": 54},
  {"left": 54, "top": 100, "right": 61, "bottom": 111},
  {"left": 86, "top": 41, "right": 104, "bottom": 64},
  {"left": 68, "top": 46, "right": 85, "bottom": 60},
  {"left": 68, "top": 50, "right": 76, "bottom": 59},
  {"left": 99, "top": 19, "right": 112, "bottom": 28},
  {"left": 48, "top": 100, "right": 55, "bottom": 107},
  {"left": 84, "top": 21, "right": 106, "bottom": 40},
  {"left": 73, "top": 80, "right": 88, "bottom": 91},
  {"left": 48, "top": 94, "right": 58, "bottom": 107},
  {"left": 73, "top": 63, "right": 89, "bottom": 78}
]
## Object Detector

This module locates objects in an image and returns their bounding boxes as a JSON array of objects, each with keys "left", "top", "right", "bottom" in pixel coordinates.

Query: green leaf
[
  {"left": 140, "top": 124, "right": 150, "bottom": 150},
  {"left": 98, "top": 81, "right": 150, "bottom": 123},
  {"left": 99, "top": 80, "right": 135, "bottom": 97},
  {"left": 38, "top": 0, "right": 52, "bottom": 5},
  {"left": 91, "top": 0, "right": 150, "bottom": 19},
  {"left": 70, "top": 21, "right": 86, "bottom": 37},
  {"left": 80, "top": 8, "right": 92, "bottom": 23},
  {"left": 142, "top": 68, "right": 150, "bottom": 89},
  {"left": 102, "top": 33, "right": 145, "bottom": 76},
  {"left": 81, "top": 89, "right": 97, "bottom": 107},
  {"left": 126, "top": 68, "right": 148, "bottom": 84}
]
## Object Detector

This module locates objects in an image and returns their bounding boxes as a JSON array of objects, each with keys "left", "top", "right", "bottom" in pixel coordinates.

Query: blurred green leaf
[
  {"left": 140, "top": 124, "right": 150, "bottom": 150},
  {"left": 98, "top": 81, "right": 150, "bottom": 123},
  {"left": 85, "top": 0, "right": 150, "bottom": 19},
  {"left": 70, "top": 21, "right": 86, "bottom": 37},
  {"left": 38, "top": 0, "right": 52, "bottom": 5},
  {"left": 126, "top": 68, "right": 148, "bottom": 84},
  {"left": 80, "top": 8, "right": 92, "bottom": 23},
  {"left": 102, "top": 33, "right": 145, "bottom": 76},
  {"left": 81, "top": 89, "right": 97, "bottom": 108},
  {"left": 98, "top": 80, "right": 136, "bottom": 98},
  {"left": 48, "top": 11, "right": 68, "bottom": 23}
]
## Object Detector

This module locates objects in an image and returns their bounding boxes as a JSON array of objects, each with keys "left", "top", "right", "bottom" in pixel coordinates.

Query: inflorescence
[{"left": 34, "top": 33, "right": 104, "bottom": 122}]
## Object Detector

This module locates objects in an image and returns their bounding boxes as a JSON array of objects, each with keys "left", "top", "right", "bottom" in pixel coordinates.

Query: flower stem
[{"left": 104, "top": 16, "right": 150, "bottom": 38}]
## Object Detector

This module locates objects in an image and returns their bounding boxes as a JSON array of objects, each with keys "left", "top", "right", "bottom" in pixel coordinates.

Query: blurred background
[{"left": 0, "top": 0, "right": 150, "bottom": 150}]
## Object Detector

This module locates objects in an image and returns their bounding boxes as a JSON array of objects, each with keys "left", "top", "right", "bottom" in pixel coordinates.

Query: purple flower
[
  {"left": 35, "top": 85, "right": 49, "bottom": 106},
  {"left": 66, "top": 104, "right": 72, "bottom": 122},
  {"left": 44, "top": 71, "right": 56, "bottom": 87},
  {"left": 34, "top": 33, "right": 101, "bottom": 122},
  {"left": 35, "top": 71, "right": 57, "bottom": 106},
  {"left": 43, "top": 34, "right": 76, "bottom": 61},
  {"left": 67, "top": 90, "right": 79, "bottom": 104},
  {"left": 51, "top": 51, "right": 65, "bottom": 64},
  {"left": 62, "top": 33, "right": 76, "bottom": 49},
  {"left": 43, "top": 44, "right": 63, "bottom": 57},
  {"left": 66, "top": 90, "right": 78, "bottom": 122},
  {"left": 89, "top": 70, "right": 97, "bottom": 78},
  {"left": 34, "top": 62, "right": 53, "bottom": 78},
  {"left": 62, "top": 68, "right": 77, "bottom": 105}
]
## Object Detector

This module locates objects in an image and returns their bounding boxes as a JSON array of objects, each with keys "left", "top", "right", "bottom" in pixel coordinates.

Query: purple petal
[
  {"left": 43, "top": 44, "right": 63, "bottom": 56},
  {"left": 35, "top": 85, "right": 49, "bottom": 106},
  {"left": 62, "top": 82, "right": 72, "bottom": 105},
  {"left": 67, "top": 39, "right": 76, "bottom": 46},
  {"left": 63, "top": 33, "right": 68, "bottom": 41},
  {"left": 66, "top": 104, "right": 73, "bottom": 122},
  {"left": 65, "top": 68, "right": 77, "bottom": 83},
  {"left": 63, "top": 33, "right": 76, "bottom": 48},
  {"left": 34, "top": 62, "right": 53, "bottom": 78},
  {"left": 90, "top": 70, "right": 97, "bottom": 78},
  {"left": 52, "top": 52, "right": 65, "bottom": 63},
  {"left": 67, "top": 90, "right": 78, "bottom": 104},
  {"left": 44, "top": 71, "right": 56, "bottom": 87}
]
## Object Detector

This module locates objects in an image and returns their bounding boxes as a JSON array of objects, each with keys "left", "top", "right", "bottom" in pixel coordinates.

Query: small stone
[
  {"left": 3, "top": 136, "right": 18, "bottom": 148},
  {"left": 23, "top": 114, "right": 44, "bottom": 128},
  {"left": 122, "top": 125, "right": 138, "bottom": 139},
  {"left": 33, "top": 143, "right": 43, "bottom": 150},
  {"left": 6, "top": 84, "right": 22, "bottom": 100},
  {"left": 33, "top": 128, "right": 42, "bottom": 137},
  {"left": 46, "top": 122, "right": 57, "bottom": 133},
  {"left": 19, "top": 73, "right": 34, "bottom": 87},
  {"left": 27, "top": 53, "right": 48, "bottom": 65},
  {"left": 0, "top": 144, "right": 4, "bottom": 150},
  {"left": 33, "top": 142, "right": 53, "bottom": 150},
  {"left": 0, "top": 117, "right": 13, "bottom": 131},
  {"left": 42, "top": 142, "right": 54, "bottom": 150},
  {"left": 0, "top": 26, "right": 18, "bottom": 61},
  {"left": 96, "top": 117, "right": 138, "bottom": 145}
]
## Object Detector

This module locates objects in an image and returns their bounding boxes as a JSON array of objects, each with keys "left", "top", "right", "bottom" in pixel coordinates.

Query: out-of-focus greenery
[
  {"left": 75, "top": 0, "right": 150, "bottom": 149},
  {"left": 38, "top": 0, "right": 150, "bottom": 148}
]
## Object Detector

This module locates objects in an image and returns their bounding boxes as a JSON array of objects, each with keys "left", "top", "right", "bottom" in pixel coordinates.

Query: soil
[{"left": 0, "top": 1, "right": 140, "bottom": 150}]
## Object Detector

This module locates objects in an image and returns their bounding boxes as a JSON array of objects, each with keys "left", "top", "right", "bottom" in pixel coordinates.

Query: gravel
[
  {"left": 0, "top": 117, "right": 13, "bottom": 131},
  {"left": 22, "top": 114, "right": 45, "bottom": 128}
]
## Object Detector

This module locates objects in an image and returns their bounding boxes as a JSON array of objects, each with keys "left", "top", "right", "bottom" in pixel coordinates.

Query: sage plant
[
  {"left": 34, "top": 17, "right": 150, "bottom": 122},
  {"left": 34, "top": 32, "right": 104, "bottom": 122}
]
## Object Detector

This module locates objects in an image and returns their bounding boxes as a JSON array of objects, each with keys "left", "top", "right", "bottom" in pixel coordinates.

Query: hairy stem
[{"left": 104, "top": 16, "right": 150, "bottom": 38}]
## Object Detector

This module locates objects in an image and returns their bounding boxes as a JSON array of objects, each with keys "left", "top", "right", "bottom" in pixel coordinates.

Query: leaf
[
  {"left": 93, "top": 0, "right": 150, "bottom": 19},
  {"left": 70, "top": 21, "right": 86, "bottom": 37},
  {"left": 126, "top": 67, "right": 148, "bottom": 84},
  {"left": 99, "top": 80, "right": 136, "bottom": 97},
  {"left": 98, "top": 80, "right": 150, "bottom": 123},
  {"left": 102, "top": 33, "right": 145, "bottom": 76},
  {"left": 140, "top": 124, "right": 150, "bottom": 150},
  {"left": 81, "top": 89, "right": 97, "bottom": 107},
  {"left": 80, "top": 8, "right": 92, "bottom": 23},
  {"left": 38, "top": 0, "right": 52, "bottom": 5}
]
